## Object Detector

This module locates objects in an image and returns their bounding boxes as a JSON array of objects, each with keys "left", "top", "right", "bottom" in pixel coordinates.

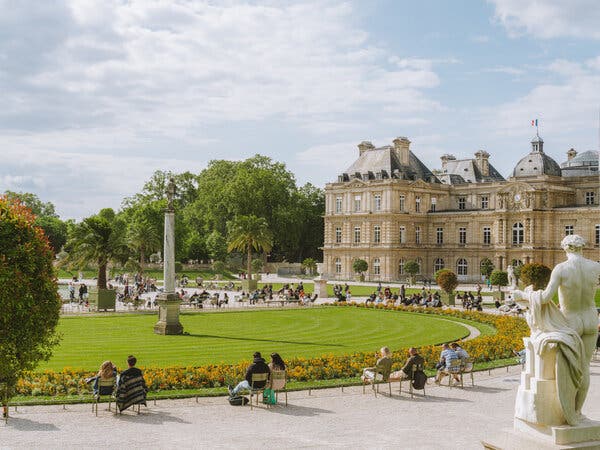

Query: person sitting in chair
[
  {"left": 116, "top": 355, "right": 147, "bottom": 412},
  {"left": 361, "top": 347, "right": 393, "bottom": 383},
  {"left": 390, "top": 347, "right": 424, "bottom": 381},
  {"left": 228, "top": 352, "right": 270, "bottom": 396},
  {"left": 86, "top": 360, "right": 117, "bottom": 395},
  {"left": 434, "top": 343, "right": 461, "bottom": 385}
]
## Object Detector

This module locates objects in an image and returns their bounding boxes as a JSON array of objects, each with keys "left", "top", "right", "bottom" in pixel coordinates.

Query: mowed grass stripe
[{"left": 42, "top": 308, "right": 472, "bottom": 371}]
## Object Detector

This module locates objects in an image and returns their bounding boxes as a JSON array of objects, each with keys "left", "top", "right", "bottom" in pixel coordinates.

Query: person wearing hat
[{"left": 228, "top": 351, "right": 271, "bottom": 396}]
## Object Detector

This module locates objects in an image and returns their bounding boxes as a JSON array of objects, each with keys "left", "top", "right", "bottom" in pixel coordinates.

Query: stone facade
[{"left": 323, "top": 136, "right": 600, "bottom": 282}]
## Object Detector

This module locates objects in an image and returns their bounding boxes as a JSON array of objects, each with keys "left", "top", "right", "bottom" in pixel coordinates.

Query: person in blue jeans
[{"left": 228, "top": 352, "right": 270, "bottom": 396}]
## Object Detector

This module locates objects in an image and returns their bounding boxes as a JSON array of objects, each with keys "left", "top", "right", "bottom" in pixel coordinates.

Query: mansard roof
[
  {"left": 439, "top": 157, "right": 504, "bottom": 184},
  {"left": 340, "top": 145, "right": 439, "bottom": 183}
]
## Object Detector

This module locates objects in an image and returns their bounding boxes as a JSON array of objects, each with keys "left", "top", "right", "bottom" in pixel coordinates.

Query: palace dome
[{"left": 512, "top": 134, "right": 562, "bottom": 178}]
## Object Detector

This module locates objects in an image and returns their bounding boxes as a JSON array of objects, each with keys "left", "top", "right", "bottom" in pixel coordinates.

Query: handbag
[{"left": 262, "top": 388, "right": 276, "bottom": 405}]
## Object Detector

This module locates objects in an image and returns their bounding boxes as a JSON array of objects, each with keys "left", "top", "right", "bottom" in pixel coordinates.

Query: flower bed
[{"left": 16, "top": 304, "right": 528, "bottom": 396}]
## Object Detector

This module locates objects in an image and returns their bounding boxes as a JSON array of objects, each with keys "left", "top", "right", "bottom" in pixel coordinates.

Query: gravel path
[{"left": 4, "top": 361, "right": 600, "bottom": 449}]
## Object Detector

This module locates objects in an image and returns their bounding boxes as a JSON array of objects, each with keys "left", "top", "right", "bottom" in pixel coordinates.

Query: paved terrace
[{"left": 4, "top": 362, "right": 600, "bottom": 449}]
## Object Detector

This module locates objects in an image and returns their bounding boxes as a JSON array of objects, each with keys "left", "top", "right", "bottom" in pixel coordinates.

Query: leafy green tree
[
  {"left": 480, "top": 258, "right": 494, "bottom": 278},
  {"left": 3, "top": 191, "right": 67, "bottom": 253},
  {"left": 251, "top": 258, "right": 264, "bottom": 273},
  {"left": 2, "top": 190, "right": 58, "bottom": 217},
  {"left": 227, "top": 215, "right": 273, "bottom": 281},
  {"left": 0, "top": 197, "right": 61, "bottom": 415},
  {"left": 435, "top": 269, "right": 459, "bottom": 304},
  {"left": 302, "top": 257, "right": 318, "bottom": 276},
  {"left": 352, "top": 259, "right": 368, "bottom": 277},
  {"left": 205, "top": 230, "right": 228, "bottom": 262},
  {"left": 490, "top": 270, "right": 508, "bottom": 292},
  {"left": 64, "top": 208, "right": 130, "bottom": 289},
  {"left": 520, "top": 263, "right": 552, "bottom": 290},
  {"left": 35, "top": 215, "right": 68, "bottom": 254},
  {"left": 126, "top": 204, "right": 162, "bottom": 272},
  {"left": 212, "top": 260, "right": 226, "bottom": 273},
  {"left": 404, "top": 260, "right": 420, "bottom": 282}
]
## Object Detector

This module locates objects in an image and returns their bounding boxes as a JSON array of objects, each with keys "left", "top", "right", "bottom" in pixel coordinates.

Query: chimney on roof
[
  {"left": 474, "top": 150, "right": 490, "bottom": 177},
  {"left": 358, "top": 141, "right": 374, "bottom": 156},
  {"left": 392, "top": 137, "right": 411, "bottom": 166},
  {"left": 567, "top": 148, "right": 577, "bottom": 161},
  {"left": 440, "top": 154, "right": 456, "bottom": 171}
]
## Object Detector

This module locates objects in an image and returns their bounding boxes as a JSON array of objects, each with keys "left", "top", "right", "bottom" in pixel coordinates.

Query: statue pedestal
[
  {"left": 313, "top": 277, "right": 328, "bottom": 299},
  {"left": 154, "top": 293, "right": 183, "bottom": 335},
  {"left": 513, "top": 337, "right": 600, "bottom": 446}
]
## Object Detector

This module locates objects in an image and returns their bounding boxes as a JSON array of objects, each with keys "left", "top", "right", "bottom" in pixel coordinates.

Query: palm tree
[
  {"left": 64, "top": 208, "right": 130, "bottom": 289},
  {"left": 127, "top": 217, "right": 161, "bottom": 273},
  {"left": 227, "top": 215, "right": 273, "bottom": 282}
]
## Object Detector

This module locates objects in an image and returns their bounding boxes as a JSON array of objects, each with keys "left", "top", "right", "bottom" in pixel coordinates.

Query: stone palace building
[{"left": 322, "top": 135, "right": 599, "bottom": 282}]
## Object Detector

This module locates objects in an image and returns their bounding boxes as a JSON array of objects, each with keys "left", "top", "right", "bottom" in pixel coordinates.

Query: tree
[
  {"left": 3, "top": 190, "right": 58, "bottom": 217},
  {"left": 34, "top": 215, "right": 68, "bottom": 254},
  {"left": 251, "top": 258, "right": 264, "bottom": 273},
  {"left": 227, "top": 215, "right": 273, "bottom": 282},
  {"left": 404, "top": 260, "right": 420, "bottom": 283},
  {"left": 490, "top": 270, "right": 508, "bottom": 292},
  {"left": 0, "top": 197, "right": 61, "bottom": 416},
  {"left": 302, "top": 257, "right": 317, "bottom": 276},
  {"left": 435, "top": 269, "right": 458, "bottom": 304},
  {"left": 64, "top": 208, "right": 130, "bottom": 289},
  {"left": 126, "top": 204, "right": 162, "bottom": 272},
  {"left": 3, "top": 191, "right": 67, "bottom": 253},
  {"left": 480, "top": 258, "right": 494, "bottom": 278},
  {"left": 520, "top": 263, "right": 552, "bottom": 290},
  {"left": 205, "top": 230, "right": 228, "bottom": 262},
  {"left": 352, "top": 259, "right": 368, "bottom": 279}
]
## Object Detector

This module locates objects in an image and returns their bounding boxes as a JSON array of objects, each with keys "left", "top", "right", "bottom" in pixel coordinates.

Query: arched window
[
  {"left": 434, "top": 258, "right": 444, "bottom": 272},
  {"left": 373, "top": 258, "right": 381, "bottom": 275},
  {"left": 457, "top": 258, "right": 468, "bottom": 276},
  {"left": 398, "top": 258, "right": 405, "bottom": 275},
  {"left": 335, "top": 258, "right": 342, "bottom": 274},
  {"left": 415, "top": 257, "right": 422, "bottom": 274},
  {"left": 512, "top": 222, "right": 524, "bottom": 245}
]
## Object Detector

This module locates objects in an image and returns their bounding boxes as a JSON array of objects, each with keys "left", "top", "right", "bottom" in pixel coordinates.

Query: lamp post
[{"left": 154, "top": 177, "right": 183, "bottom": 335}]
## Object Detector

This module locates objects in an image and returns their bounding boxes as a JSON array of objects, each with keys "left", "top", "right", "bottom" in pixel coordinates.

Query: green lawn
[{"left": 42, "top": 308, "right": 476, "bottom": 371}]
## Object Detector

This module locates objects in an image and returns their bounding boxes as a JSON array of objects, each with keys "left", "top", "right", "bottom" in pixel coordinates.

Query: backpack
[
  {"left": 411, "top": 370, "right": 427, "bottom": 390},
  {"left": 228, "top": 395, "right": 249, "bottom": 406}
]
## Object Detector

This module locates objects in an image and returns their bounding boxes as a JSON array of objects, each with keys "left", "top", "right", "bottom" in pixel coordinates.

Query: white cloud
[
  {"left": 0, "top": 0, "right": 444, "bottom": 217},
  {"left": 489, "top": 0, "right": 600, "bottom": 39},
  {"left": 479, "top": 57, "right": 600, "bottom": 171},
  {"left": 482, "top": 66, "right": 525, "bottom": 76}
]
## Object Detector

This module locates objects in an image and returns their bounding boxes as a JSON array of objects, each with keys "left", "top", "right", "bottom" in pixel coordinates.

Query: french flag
[{"left": 531, "top": 119, "right": 538, "bottom": 126}]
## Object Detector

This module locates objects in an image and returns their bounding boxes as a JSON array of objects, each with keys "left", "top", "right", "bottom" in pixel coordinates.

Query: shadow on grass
[
  {"left": 184, "top": 333, "right": 346, "bottom": 348},
  {"left": 3, "top": 416, "right": 60, "bottom": 431}
]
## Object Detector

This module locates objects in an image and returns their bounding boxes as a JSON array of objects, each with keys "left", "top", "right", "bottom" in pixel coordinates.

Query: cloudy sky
[{"left": 1, "top": 0, "right": 599, "bottom": 219}]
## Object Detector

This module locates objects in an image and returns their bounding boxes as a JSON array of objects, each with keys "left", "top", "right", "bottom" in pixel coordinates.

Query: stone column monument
[
  {"left": 154, "top": 178, "right": 183, "bottom": 335},
  {"left": 510, "top": 235, "right": 600, "bottom": 446}
]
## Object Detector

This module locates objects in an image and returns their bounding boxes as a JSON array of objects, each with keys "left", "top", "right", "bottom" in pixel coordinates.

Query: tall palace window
[
  {"left": 373, "top": 225, "right": 381, "bottom": 243},
  {"left": 457, "top": 258, "right": 468, "bottom": 276},
  {"left": 335, "top": 258, "right": 342, "bottom": 273},
  {"left": 512, "top": 222, "right": 524, "bottom": 245}
]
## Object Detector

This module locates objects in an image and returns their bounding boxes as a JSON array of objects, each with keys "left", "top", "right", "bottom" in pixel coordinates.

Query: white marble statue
[
  {"left": 512, "top": 235, "right": 600, "bottom": 427},
  {"left": 507, "top": 264, "right": 517, "bottom": 290}
]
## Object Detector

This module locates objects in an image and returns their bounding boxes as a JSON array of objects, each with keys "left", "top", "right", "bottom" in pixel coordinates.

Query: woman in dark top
[{"left": 269, "top": 353, "right": 286, "bottom": 371}]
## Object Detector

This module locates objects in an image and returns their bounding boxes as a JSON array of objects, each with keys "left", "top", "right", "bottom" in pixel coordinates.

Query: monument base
[
  {"left": 484, "top": 426, "right": 600, "bottom": 450},
  {"left": 313, "top": 277, "right": 328, "bottom": 299},
  {"left": 154, "top": 293, "right": 183, "bottom": 335},
  {"left": 514, "top": 417, "right": 600, "bottom": 447}
]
